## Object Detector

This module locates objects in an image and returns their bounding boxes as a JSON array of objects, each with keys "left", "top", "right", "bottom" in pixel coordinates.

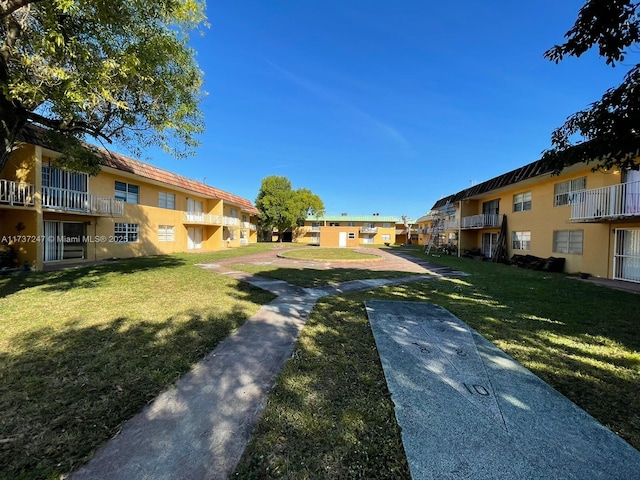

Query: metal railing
[
  {"left": 224, "top": 216, "right": 240, "bottom": 227},
  {"left": 570, "top": 182, "right": 640, "bottom": 220},
  {"left": 42, "top": 186, "right": 123, "bottom": 215},
  {"left": 0, "top": 180, "right": 35, "bottom": 206},
  {"left": 360, "top": 227, "right": 378, "bottom": 234},
  {"left": 461, "top": 214, "right": 500, "bottom": 229}
]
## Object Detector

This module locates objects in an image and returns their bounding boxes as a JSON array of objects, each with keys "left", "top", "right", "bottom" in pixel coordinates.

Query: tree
[
  {"left": 255, "top": 176, "right": 324, "bottom": 242},
  {"left": 542, "top": 0, "right": 640, "bottom": 173},
  {"left": 0, "top": 0, "right": 206, "bottom": 175}
]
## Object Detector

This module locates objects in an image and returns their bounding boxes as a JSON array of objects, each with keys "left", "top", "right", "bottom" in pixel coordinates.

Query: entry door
[
  {"left": 187, "top": 227, "right": 203, "bottom": 249},
  {"left": 614, "top": 229, "right": 640, "bottom": 282},
  {"left": 187, "top": 199, "right": 204, "bottom": 222},
  {"left": 44, "top": 221, "right": 63, "bottom": 261},
  {"left": 338, "top": 232, "right": 347, "bottom": 247},
  {"left": 482, "top": 233, "right": 498, "bottom": 259}
]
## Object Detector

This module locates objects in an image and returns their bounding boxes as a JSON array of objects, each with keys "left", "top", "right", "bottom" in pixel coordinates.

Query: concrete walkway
[
  {"left": 68, "top": 251, "right": 451, "bottom": 479},
  {"left": 68, "top": 248, "right": 640, "bottom": 479}
]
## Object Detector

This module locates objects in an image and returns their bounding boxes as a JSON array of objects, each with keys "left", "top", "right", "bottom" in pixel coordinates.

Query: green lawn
[
  {"left": 3, "top": 243, "right": 639, "bottom": 479},
  {"left": 234, "top": 246, "right": 640, "bottom": 478},
  {"left": 277, "top": 247, "right": 383, "bottom": 262},
  {"left": 0, "top": 244, "right": 277, "bottom": 480}
]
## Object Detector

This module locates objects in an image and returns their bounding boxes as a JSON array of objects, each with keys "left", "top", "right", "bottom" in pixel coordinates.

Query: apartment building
[
  {"left": 426, "top": 158, "right": 640, "bottom": 282},
  {"left": 296, "top": 214, "right": 401, "bottom": 247},
  {"left": 0, "top": 128, "right": 259, "bottom": 270}
]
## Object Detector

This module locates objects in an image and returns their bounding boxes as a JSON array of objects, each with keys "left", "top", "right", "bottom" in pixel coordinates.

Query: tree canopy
[
  {"left": 0, "top": 0, "right": 206, "bottom": 174},
  {"left": 542, "top": 0, "right": 640, "bottom": 173},
  {"left": 255, "top": 176, "right": 324, "bottom": 241}
]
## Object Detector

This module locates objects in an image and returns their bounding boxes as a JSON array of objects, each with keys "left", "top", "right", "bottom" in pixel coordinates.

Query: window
[
  {"left": 382, "top": 223, "right": 392, "bottom": 228},
  {"left": 114, "top": 223, "right": 139, "bottom": 243},
  {"left": 115, "top": 181, "right": 139, "bottom": 204},
  {"left": 312, "top": 222, "right": 323, "bottom": 227},
  {"left": 158, "top": 225, "right": 175, "bottom": 242},
  {"left": 482, "top": 199, "right": 499, "bottom": 215},
  {"left": 329, "top": 222, "right": 340, "bottom": 226},
  {"left": 554, "top": 177, "right": 586, "bottom": 206},
  {"left": 347, "top": 222, "right": 356, "bottom": 227},
  {"left": 553, "top": 230, "right": 583, "bottom": 254},
  {"left": 158, "top": 192, "right": 175, "bottom": 209},
  {"left": 348, "top": 232, "right": 356, "bottom": 239},
  {"left": 229, "top": 208, "right": 238, "bottom": 218},
  {"left": 382, "top": 234, "right": 391, "bottom": 241},
  {"left": 513, "top": 191, "right": 532, "bottom": 212},
  {"left": 512, "top": 231, "right": 531, "bottom": 250}
]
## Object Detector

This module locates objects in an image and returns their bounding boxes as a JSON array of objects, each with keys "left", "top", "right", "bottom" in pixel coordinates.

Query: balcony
[
  {"left": 241, "top": 221, "right": 257, "bottom": 231},
  {"left": 360, "top": 227, "right": 378, "bottom": 234},
  {"left": 461, "top": 214, "right": 500, "bottom": 229},
  {"left": 183, "top": 212, "right": 222, "bottom": 225},
  {"left": 224, "top": 216, "right": 240, "bottom": 227},
  {"left": 0, "top": 180, "right": 35, "bottom": 206},
  {"left": 307, "top": 226, "right": 321, "bottom": 232},
  {"left": 42, "top": 186, "right": 124, "bottom": 216},
  {"left": 570, "top": 182, "right": 640, "bottom": 221}
]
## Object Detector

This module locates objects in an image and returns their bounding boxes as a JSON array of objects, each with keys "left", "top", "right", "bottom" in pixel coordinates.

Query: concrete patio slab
[{"left": 365, "top": 300, "right": 640, "bottom": 480}]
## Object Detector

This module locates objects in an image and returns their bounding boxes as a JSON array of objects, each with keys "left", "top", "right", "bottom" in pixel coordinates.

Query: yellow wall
[
  {"left": 451, "top": 164, "right": 636, "bottom": 278},
  {"left": 319, "top": 226, "right": 360, "bottom": 248}
]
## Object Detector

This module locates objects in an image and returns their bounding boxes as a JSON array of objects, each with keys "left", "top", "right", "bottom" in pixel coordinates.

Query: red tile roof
[
  {"left": 99, "top": 150, "right": 259, "bottom": 215},
  {"left": 20, "top": 123, "right": 259, "bottom": 215}
]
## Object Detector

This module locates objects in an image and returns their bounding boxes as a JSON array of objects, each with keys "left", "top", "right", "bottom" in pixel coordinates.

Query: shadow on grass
[
  {"left": 362, "top": 267, "right": 640, "bottom": 451},
  {"left": 227, "top": 265, "right": 420, "bottom": 288},
  {"left": 0, "top": 255, "right": 187, "bottom": 298},
  {"left": 0, "top": 283, "right": 268, "bottom": 480},
  {"left": 234, "top": 297, "right": 411, "bottom": 479}
]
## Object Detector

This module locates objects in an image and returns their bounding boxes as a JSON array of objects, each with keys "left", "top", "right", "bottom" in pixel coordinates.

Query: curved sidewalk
[{"left": 68, "top": 252, "right": 445, "bottom": 480}]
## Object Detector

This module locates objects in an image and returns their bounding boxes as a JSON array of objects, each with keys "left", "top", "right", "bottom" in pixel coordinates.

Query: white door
[
  {"left": 187, "top": 227, "right": 203, "bottom": 250},
  {"left": 614, "top": 229, "right": 640, "bottom": 282},
  {"left": 44, "top": 221, "right": 63, "bottom": 261},
  {"left": 187, "top": 199, "right": 204, "bottom": 222},
  {"left": 625, "top": 170, "right": 640, "bottom": 215},
  {"left": 338, "top": 232, "right": 347, "bottom": 247}
]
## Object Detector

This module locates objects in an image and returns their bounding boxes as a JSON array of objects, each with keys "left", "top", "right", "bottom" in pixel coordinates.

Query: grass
[
  {"left": 228, "top": 264, "right": 417, "bottom": 288},
  {"left": 234, "top": 245, "right": 640, "bottom": 478},
  {"left": 277, "top": 247, "right": 383, "bottom": 262},
  {"left": 3, "top": 242, "right": 640, "bottom": 479},
  {"left": 0, "top": 243, "right": 277, "bottom": 480}
]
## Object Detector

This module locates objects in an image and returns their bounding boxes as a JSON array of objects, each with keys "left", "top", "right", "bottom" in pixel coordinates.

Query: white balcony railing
[
  {"left": 42, "top": 186, "right": 123, "bottom": 215},
  {"left": 570, "top": 181, "right": 640, "bottom": 221},
  {"left": 461, "top": 214, "right": 500, "bottom": 229},
  {"left": 224, "top": 216, "right": 241, "bottom": 227},
  {"left": 308, "top": 226, "right": 321, "bottom": 232},
  {"left": 183, "top": 212, "right": 222, "bottom": 224},
  {"left": 360, "top": 227, "right": 378, "bottom": 234},
  {"left": 0, "top": 180, "right": 35, "bottom": 206},
  {"left": 241, "top": 221, "right": 257, "bottom": 231},
  {"left": 444, "top": 219, "right": 460, "bottom": 230}
]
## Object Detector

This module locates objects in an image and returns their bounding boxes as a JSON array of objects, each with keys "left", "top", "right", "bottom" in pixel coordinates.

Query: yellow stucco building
[
  {"left": 425, "top": 158, "right": 640, "bottom": 283},
  {"left": 295, "top": 215, "right": 402, "bottom": 247},
  {"left": 0, "top": 130, "right": 259, "bottom": 271}
]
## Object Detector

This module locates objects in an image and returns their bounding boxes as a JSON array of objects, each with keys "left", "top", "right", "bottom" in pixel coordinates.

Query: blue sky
[{"left": 141, "top": 0, "right": 630, "bottom": 220}]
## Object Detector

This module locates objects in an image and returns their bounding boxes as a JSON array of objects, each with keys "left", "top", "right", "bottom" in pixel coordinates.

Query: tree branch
[
  {"left": 0, "top": 0, "right": 42, "bottom": 19},
  {"left": 24, "top": 110, "right": 113, "bottom": 144}
]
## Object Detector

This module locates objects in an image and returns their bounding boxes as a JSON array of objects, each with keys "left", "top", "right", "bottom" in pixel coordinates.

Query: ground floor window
[
  {"left": 114, "top": 223, "right": 139, "bottom": 243},
  {"left": 348, "top": 232, "right": 356, "bottom": 239},
  {"left": 553, "top": 230, "right": 583, "bottom": 254},
  {"left": 512, "top": 231, "right": 531, "bottom": 250},
  {"left": 43, "top": 221, "right": 87, "bottom": 262},
  {"left": 158, "top": 225, "right": 175, "bottom": 242},
  {"left": 381, "top": 234, "right": 391, "bottom": 242},
  {"left": 614, "top": 229, "right": 640, "bottom": 282}
]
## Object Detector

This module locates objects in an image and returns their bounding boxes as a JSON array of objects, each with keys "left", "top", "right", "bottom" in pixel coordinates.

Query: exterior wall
[
  {"left": 299, "top": 217, "right": 400, "bottom": 247},
  {"left": 319, "top": 226, "right": 360, "bottom": 248},
  {"left": 440, "top": 163, "right": 640, "bottom": 280},
  {"left": 1, "top": 144, "right": 258, "bottom": 270}
]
